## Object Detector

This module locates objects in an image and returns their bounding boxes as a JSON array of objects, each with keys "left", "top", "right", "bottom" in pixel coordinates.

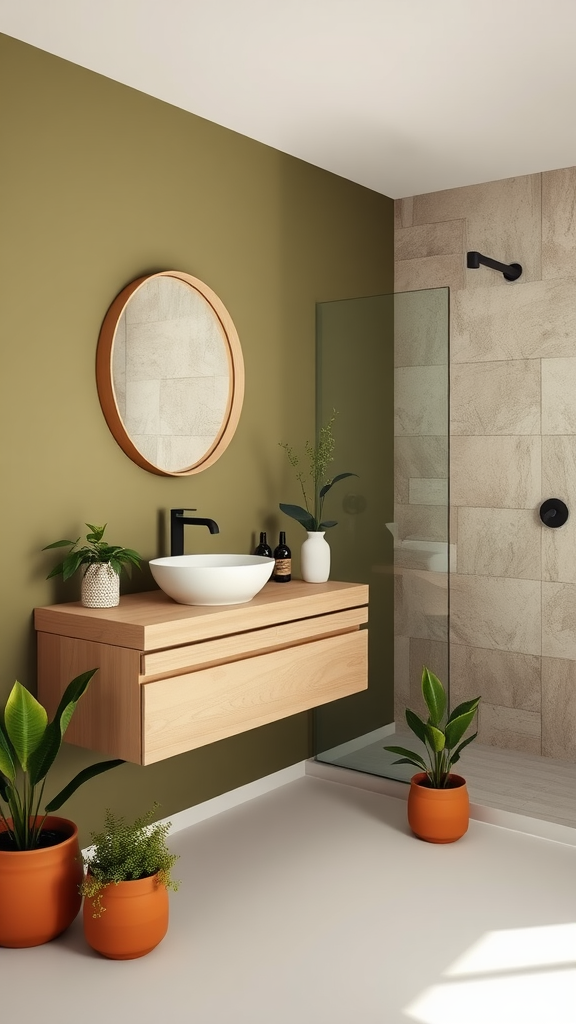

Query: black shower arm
[{"left": 466, "top": 251, "right": 522, "bottom": 281}]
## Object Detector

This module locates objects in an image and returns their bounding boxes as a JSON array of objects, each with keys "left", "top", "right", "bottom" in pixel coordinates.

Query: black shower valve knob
[{"left": 539, "top": 498, "right": 569, "bottom": 528}]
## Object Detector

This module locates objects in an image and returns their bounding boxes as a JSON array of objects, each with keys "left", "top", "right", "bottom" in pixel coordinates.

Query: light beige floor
[
  {"left": 320, "top": 729, "right": 576, "bottom": 829},
  {"left": 3, "top": 774, "right": 575, "bottom": 1023}
]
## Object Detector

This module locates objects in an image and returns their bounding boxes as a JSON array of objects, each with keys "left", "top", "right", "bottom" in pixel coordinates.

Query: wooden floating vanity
[{"left": 35, "top": 580, "right": 369, "bottom": 765}]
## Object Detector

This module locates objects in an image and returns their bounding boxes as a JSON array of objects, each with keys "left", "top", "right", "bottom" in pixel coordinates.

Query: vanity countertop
[{"left": 34, "top": 579, "right": 369, "bottom": 652}]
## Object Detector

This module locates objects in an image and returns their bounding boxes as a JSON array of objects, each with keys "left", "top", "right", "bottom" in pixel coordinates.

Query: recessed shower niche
[{"left": 96, "top": 271, "right": 245, "bottom": 476}]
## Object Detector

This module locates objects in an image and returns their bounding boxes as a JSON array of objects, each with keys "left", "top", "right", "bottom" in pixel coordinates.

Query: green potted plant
[
  {"left": 0, "top": 670, "right": 123, "bottom": 947},
  {"left": 279, "top": 413, "right": 357, "bottom": 583},
  {"left": 43, "top": 522, "right": 142, "bottom": 608},
  {"left": 384, "top": 667, "right": 480, "bottom": 843},
  {"left": 80, "top": 805, "right": 180, "bottom": 960}
]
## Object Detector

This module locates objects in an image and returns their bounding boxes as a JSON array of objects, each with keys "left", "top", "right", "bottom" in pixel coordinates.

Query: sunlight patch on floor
[{"left": 405, "top": 923, "right": 576, "bottom": 1024}]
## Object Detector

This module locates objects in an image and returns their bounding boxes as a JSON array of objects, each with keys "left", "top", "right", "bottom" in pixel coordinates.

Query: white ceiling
[{"left": 2, "top": 0, "right": 576, "bottom": 199}]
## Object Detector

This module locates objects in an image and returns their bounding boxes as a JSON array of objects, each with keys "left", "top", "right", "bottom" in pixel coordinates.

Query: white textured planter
[
  {"left": 81, "top": 563, "right": 120, "bottom": 608},
  {"left": 300, "top": 531, "right": 331, "bottom": 583}
]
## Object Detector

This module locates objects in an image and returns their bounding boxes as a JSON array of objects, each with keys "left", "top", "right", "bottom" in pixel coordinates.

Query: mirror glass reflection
[{"left": 111, "top": 277, "right": 231, "bottom": 474}]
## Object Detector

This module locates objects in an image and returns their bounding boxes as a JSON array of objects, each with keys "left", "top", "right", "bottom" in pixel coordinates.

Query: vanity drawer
[
  {"left": 140, "top": 605, "right": 368, "bottom": 679},
  {"left": 142, "top": 629, "right": 368, "bottom": 764}
]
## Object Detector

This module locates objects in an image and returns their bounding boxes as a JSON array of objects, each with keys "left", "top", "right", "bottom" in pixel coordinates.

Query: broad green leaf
[
  {"left": 405, "top": 707, "right": 427, "bottom": 744},
  {"left": 0, "top": 772, "right": 11, "bottom": 803},
  {"left": 421, "top": 667, "right": 446, "bottom": 726},
  {"left": 62, "top": 551, "right": 84, "bottom": 581},
  {"left": 318, "top": 520, "right": 338, "bottom": 529},
  {"left": 424, "top": 723, "right": 445, "bottom": 752},
  {"left": 45, "top": 759, "right": 124, "bottom": 811},
  {"left": 383, "top": 745, "right": 427, "bottom": 771},
  {"left": 0, "top": 725, "right": 16, "bottom": 782},
  {"left": 5, "top": 682, "right": 47, "bottom": 771},
  {"left": 445, "top": 708, "right": 479, "bottom": 750},
  {"left": 279, "top": 503, "right": 315, "bottom": 530},
  {"left": 449, "top": 731, "right": 478, "bottom": 767},
  {"left": 86, "top": 524, "right": 106, "bottom": 541},
  {"left": 446, "top": 697, "right": 480, "bottom": 725},
  {"left": 28, "top": 669, "right": 98, "bottom": 785},
  {"left": 319, "top": 472, "right": 358, "bottom": 498},
  {"left": 42, "top": 538, "right": 77, "bottom": 550}
]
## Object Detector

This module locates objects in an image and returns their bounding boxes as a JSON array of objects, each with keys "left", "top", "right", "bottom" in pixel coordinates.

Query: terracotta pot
[
  {"left": 83, "top": 873, "right": 169, "bottom": 959},
  {"left": 407, "top": 772, "right": 470, "bottom": 844},
  {"left": 0, "top": 816, "right": 82, "bottom": 948}
]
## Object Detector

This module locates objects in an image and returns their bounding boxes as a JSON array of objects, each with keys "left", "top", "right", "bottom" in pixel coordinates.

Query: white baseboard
[
  {"left": 306, "top": 759, "right": 576, "bottom": 848},
  {"left": 158, "top": 760, "right": 307, "bottom": 836}
]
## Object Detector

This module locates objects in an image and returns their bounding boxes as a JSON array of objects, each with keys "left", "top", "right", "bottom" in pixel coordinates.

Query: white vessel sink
[{"left": 149, "top": 554, "right": 275, "bottom": 606}]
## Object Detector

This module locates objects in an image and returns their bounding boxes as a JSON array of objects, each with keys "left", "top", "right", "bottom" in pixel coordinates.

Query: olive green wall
[{"left": 0, "top": 33, "right": 393, "bottom": 843}]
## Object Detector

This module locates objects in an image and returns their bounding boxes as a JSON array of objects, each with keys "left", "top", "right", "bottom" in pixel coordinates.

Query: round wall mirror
[{"left": 96, "top": 271, "right": 244, "bottom": 476}]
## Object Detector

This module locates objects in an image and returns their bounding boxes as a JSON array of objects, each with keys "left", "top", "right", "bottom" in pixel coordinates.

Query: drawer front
[
  {"left": 140, "top": 606, "right": 368, "bottom": 679},
  {"left": 142, "top": 629, "right": 368, "bottom": 764}
]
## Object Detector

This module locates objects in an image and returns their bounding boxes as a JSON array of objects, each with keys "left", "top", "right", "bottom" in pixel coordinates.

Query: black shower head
[{"left": 466, "top": 251, "right": 522, "bottom": 281}]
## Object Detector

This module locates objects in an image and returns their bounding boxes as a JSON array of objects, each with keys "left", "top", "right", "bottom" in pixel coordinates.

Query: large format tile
[
  {"left": 450, "top": 644, "right": 541, "bottom": 712},
  {"left": 478, "top": 702, "right": 541, "bottom": 755},
  {"left": 394, "top": 365, "right": 448, "bottom": 436},
  {"left": 450, "top": 436, "right": 541, "bottom": 508},
  {"left": 542, "top": 657, "right": 576, "bottom": 760},
  {"left": 394, "top": 288, "right": 449, "bottom": 367},
  {"left": 394, "top": 503, "right": 448, "bottom": 543},
  {"left": 542, "top": 357, "right": 576, "bottom": 434},
  {"left": 408, "top": 478, "right": 448, "bottom": 506},
  {"left": 394, "top": 436, "right": 448, "bottom": 503},
  {"left": 541, "top": 438, "right": 576, "bottom": 583},
  {"left": 394, "top": 196, "right": 413, "bottom": 229},
  {"left": 395, "top": 220, "right": 464, "bottom": 261},
  {"left": 542, "top": 582, "right": 576, "bottom": 660},
  {"left": 393, "top": 635, "right": 410, "bottom": 723},
  {"left": 408, "top": 637, "right": 449, "bottom": 719},
  {"left": 451, "top": 279, "right": 576, "bottom": 362},
  {"left": 394, "top": 568, "right": 448, "bottom": 642},
  {"left": 413, "top": 173, "right": 542, "bottom": 285},
  {"left": 542, "top": 435, "right": 576, "bottom": 504},
  {"left": 542, "top": 518, "right": 576, "bottom": 585},
  {"left": 457, "top": 507, "right": 541, "bottom": 580},
  {"left": 394, "top": 254, "right": 465, "bottom": 293},
  {"left": 542, "top": 167, "right": 576, "bottom": 280},
  {"left": 451, "top": 360, "right": 540, "bottom": 435},
  {"left": 450, "top": 574, "right": 541, "bottom": 655}
]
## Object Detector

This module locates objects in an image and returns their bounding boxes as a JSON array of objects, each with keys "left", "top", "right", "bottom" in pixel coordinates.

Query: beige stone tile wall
[{"left": 395, "top": 166, "right": 576, "bottom": 761}]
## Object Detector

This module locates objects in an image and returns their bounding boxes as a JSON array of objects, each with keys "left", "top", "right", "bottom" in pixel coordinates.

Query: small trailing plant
[
  {"left": 0, "top": 671, "right": 123, "bottom": 850},
  {"left": 43, "top": 523, "right": 142, "bottom": 581},
  {"left": 80, "top": 805, "right": 180, "bottom": 917},
  {"left": 384, "top": 667, "right": 480, "bottom": 788},
  {"left": 279, "top": 413, "right": 357, "bottom": 532}
]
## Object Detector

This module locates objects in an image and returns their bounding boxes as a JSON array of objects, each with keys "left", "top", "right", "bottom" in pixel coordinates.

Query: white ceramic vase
[
  {"left": 81, "top": 563, "right": 120, "bottom": 608},
  {"left": 300, "top": 531, "right": 331, "bottom": 583}
]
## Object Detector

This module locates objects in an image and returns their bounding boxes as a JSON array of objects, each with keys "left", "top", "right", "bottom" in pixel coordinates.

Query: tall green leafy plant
[
  {"left": 384, "top": 667, "right": 480, "bottom": 788},
  {"left": 279, "top": 414, "right": 357, "bottom": 532},
  {"left": 0, "top": 671, "right": 123, "bottom": 849}
]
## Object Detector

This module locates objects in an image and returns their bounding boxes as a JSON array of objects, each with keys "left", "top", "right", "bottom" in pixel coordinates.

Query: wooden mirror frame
[{"left": 96, "top": 271, "right": 244, "bottom": 476}]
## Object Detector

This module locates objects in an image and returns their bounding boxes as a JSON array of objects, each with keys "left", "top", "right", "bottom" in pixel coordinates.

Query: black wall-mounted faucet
[{"left": 170, "top": 508, "right": 220, "bottom": 556}]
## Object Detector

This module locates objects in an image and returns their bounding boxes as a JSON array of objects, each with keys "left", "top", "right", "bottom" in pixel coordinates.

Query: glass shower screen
[{"left": 314, "top": 287, "right": 449, "bottom": 784}]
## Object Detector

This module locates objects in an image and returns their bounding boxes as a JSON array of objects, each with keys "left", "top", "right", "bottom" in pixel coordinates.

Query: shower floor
[{"left": 316, "top": 725, "right": 576, "bottom": 830}]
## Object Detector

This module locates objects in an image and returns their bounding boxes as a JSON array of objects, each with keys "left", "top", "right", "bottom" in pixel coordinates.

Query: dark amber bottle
[
  {"left": 273, "top": 531, "right": 291, "bottom": 582},
  {"left": 255, "top": 532, "right": 273, "bottom": 557}
]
